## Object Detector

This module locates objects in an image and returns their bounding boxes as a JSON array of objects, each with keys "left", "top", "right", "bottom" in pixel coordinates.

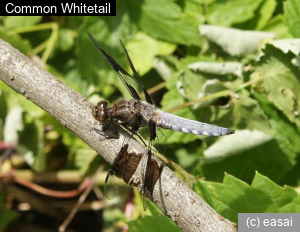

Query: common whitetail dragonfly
[{"left": 88, "top": 32, "right": 234, "bottom": 209}]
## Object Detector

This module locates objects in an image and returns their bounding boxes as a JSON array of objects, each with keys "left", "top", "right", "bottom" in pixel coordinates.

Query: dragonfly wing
[
  {"left": 141, "top": 148, "right": 152, "bottom": 210},
  {"left": 88, "top": 32, "right": 141, "bottom": 100},
  {"left": 104, "top": 169, "right": 120, "bottom": 200},
  {"left": 119, "top": 40, "right": 153, "bottom": 105}
]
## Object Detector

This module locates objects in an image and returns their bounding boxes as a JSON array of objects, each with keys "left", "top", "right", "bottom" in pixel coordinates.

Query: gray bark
[{"left": 0, "top": 38, "right": 236, "bottom": 232}]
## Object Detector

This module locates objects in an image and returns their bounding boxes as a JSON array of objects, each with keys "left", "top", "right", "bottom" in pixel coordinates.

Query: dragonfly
[{"left": 88, "top": 32, "right": 235, "bottom": 209}]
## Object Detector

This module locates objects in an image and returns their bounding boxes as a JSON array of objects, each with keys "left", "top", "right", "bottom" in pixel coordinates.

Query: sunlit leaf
[
  {"left": 4, "top": 107, "right": 23, "bottom": 144},
  {"left": 200, "top": 25, "right": 276, "bottom": 56},
  {"left": 4, "top": 16, "right": 42, "bottom": 29},
  {"left": 284, "top": 0, "right": 300, "bottom": 38},
  {"left": 188, "top": 61, "right": 243, "bottom": 77},
  {"left": 203, "top": 130, "right": 272, "bottom": 163},
  {"left": 128, "top": 215, "right": 180, "bottom": 232},
  {"left": 127, "top": 0, "right": 204, "bottom": 46},
  {"left": 208, "top": 94, "right": 273, "bottom": 134},
  {"left": 194, "top": 173, "right": 300, "bottom": 223},
  {"left": 257, "top": 44, "right": 300, "bottom": 126},
  {"left": 0, "top": 196, "right": 19, "bottom": 229},
  {"left": 207, "top": 0, "right": 264, "bottom": 26},
  {"left": 17, "top": 119, "right": 45, "bottom": 172},
  {"left": 78, "top": 15, "right": 137, "bottom": 98},
  {"left": 57, "top": 28, "right": 76, "bottom": 51},
  {"left": 202, "top": 134, "right": 294, "bottom": 183},
  {"left": 255, "top": 0, "right": 277, "bottom": 30},
  {"left": 268, "top": 39, "right": 300, "bottom": 55},
  {"left": 0, "top": 28, "right": 32, "bottom": 54},
  {"left": 73, "top": 148, "right": 98, "bottom": 175},
  {"left": 126, "top": 32, "right": 176, "bottom": 75},
  {"left": 262, "top": 15, "right": 292, "bottom": 39}
]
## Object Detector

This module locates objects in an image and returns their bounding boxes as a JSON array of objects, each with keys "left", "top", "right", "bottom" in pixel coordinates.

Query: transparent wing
[
  {"left": 141, "top": 145, "right": 164, "bottom": 211},
  {"left": 119, "top": 40, "right": 153, "bottom": 105},
  {"left": 153, "top": 127, "right": 167, "bottom": 158},
  {"left": 140, "top": 121, "right": 166, "bottom": 210},
  {"left": 104, "top": 169, "right": 120, "bottom": 200},
  {"left": 104, "top": 144, "right": 133, "bottom": 200},
  {"left": 88, "top": 32, "right": 142, "bottom": 101},
  {"left": 141, "top": 148, "right": 152, "bottom": 211}
]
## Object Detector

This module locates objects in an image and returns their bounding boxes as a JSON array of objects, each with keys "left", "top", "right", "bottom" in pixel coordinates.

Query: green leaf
[
  {"left": 253, "top": 92, "right": 300, "bottom": 154},
  {"left": 128, "top": 215, "right": 180, "bottom": 232},
  {"left": 194, "top": 79, "right": 228, "bottom": 108},
  {"left": 188, "top": 61, "right": 243, "bottom": 77},
  {"left": 153, "top": 55, "right": 179, "bottom": 81},
  {"left": 126, "top": 32, "right": 176, "bottom": 75},
  {"left": 262, "top": 15, "right": 292, "bottom": 39},
  {"left": 207, "top": 0, "right": 264, "bottom": 26},
  {"left": 201, "top": 94, "right": 297, "bottom": 183},
  {"left": 127, "top": 0, "right": 204, "bottom": 46},
  {"left": 73, "top": 148, "right": 99, "bottom": 176},
  {"left": 238, "top": 0, "right": 277, "bottom": 30},
  {"left": 202, "top": 133, "right": 294, "bottom": 183},
  {"left": 179, "top": 68, "right": 208, "bottom": 100},
  {"left": 160, "top": 72, "right": 241, "bottom": 144},
  {"left": 0, "top": 91, "right": 8, "bottom": 141},
  {"left": 0, "top": 28, "right": 32, "bottom": 54},
  {"left": 257, "top": 44, "right": 300, "bottom": 126},
  {"left": 57, "top": 28, "right": 76, "bottom": 51},
  {"left": 194, "top": 173, "right": 300, "bottom": 223},
  {"left": 253, "top": 92, "right": 300, "bottom": 185},
  {"left": 4, "top": 16, "right": 42, "bottom": 29},
  {"left": 284, "top": 0, "right": 300, "bottom": 38},
  {"left": 251, "top": 174, "right": 300, "bottom": 213},
  {"left": 267, "top": 39, "right": 300, "bottom": 55},
  {"left": 209, "top": 94, "right": 273, "bottom": 134},
  {"left": 160, "top": 72, "right": 198, "bottom": 144},
  {"left": 17, "top": 118, "right": 45, "bottom": 172},
  {"left": 0, "top": 89, "right": 8, "bottom": 123},
  {"left": 65, "top": 68, "right": 90, "bottom": 95},
  {"left": 161, "top": 72, "right": 186, "bottom": 110},
  {"left": 255, "top": 0, "right": 277, "bottom": 30},
  {"left": 170, "top": 141, "right": 205, "bottom": 169},
  {"left": 4, "top": 107, "right": 24, "bottom": 144},
  {"left": 0, "top": 196, "right": 19, "bottom": 229},
  {"left": 200, "top": 25, "right": 276, "bottom": 56},
  {"left": 203, "top": 130, "right": 273, "bottom": 163},
  {"left": 78, "top": 15, "right": 136, "bottom": 98}
]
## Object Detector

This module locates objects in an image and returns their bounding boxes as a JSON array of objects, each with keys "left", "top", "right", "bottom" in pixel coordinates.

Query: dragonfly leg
[{"left": 90, "top": 119, "right": 119, "bottom": 140}]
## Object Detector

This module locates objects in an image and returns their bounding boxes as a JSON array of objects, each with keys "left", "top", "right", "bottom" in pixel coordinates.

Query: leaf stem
[
  {"left": 8, "top": 22, "right": 59, "bottom": 64},
  {"left": 8, "top": 22, "right": 57, "bottom": 35},
  {"left": 167, "top": 76, "right": 262, "bottom": 113},
  {"left": 147, "top": 81, "right": 166, "bottom": 95},
  {"left": 42, "top": 23, "right": 59, "bottom": 63}
]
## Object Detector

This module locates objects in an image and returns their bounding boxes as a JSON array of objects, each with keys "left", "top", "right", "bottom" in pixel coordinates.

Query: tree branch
[{"left": 0, "top": 39, "right": 236, "bottom": 232}]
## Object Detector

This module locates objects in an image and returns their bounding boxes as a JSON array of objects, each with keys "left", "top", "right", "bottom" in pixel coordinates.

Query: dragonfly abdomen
[{"left": 155, "top": 110, "right": 234, "bottom": 136}]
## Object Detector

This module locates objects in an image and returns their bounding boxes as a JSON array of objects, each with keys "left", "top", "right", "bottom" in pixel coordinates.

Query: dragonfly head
[{"left": 93, "top": 101, "right": 109, "bottom": 123}]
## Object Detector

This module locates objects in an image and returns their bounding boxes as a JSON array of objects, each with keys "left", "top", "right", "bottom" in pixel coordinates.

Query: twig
[
  {"left": 14, "top": 177, "right": 91, "bottom": 198},
  {"left": 166, "top": 77, "right": 262, "bottom": 113},
  {"left": 10, "top": 170, "right": 108, "bottom": 185},
  {"left": 6, "top": 185, "right": 65, "bottom": 220},
  {"left": 59, "top": 166, "right": 104, "bottom": 232}
]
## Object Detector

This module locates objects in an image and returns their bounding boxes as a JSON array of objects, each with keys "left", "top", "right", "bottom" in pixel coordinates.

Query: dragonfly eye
[
  {"left": 92, "top": 106, "right": 99, "bottom": 119},
  {"left": 94, "top": 101, "right": 109, "bottom": 123}
]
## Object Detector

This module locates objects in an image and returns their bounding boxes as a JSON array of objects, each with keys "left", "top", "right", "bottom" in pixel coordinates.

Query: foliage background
[{"left": 1, "top": 0, "right": 300, "bottom": 231}]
